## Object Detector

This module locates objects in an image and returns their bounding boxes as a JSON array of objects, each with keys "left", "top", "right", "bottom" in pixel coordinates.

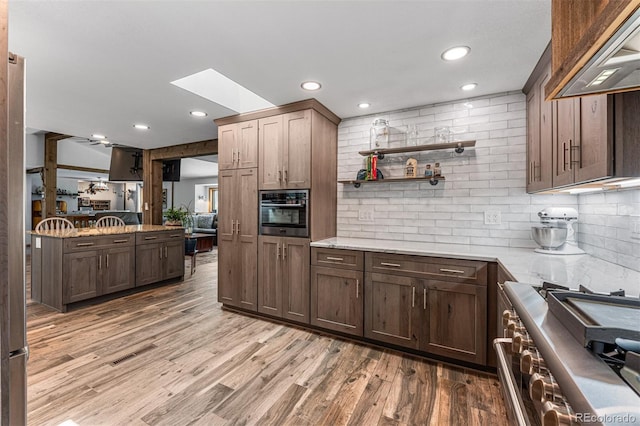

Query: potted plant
[{"left": 164, "top": 207, "right": 188, "bottom": 226}]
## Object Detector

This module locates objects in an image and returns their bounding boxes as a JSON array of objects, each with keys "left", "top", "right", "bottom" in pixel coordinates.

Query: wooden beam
[
  {"left": 57, "top": 164, "right": 109, "bottom": 175},
  {"left": 214, "top": 98, "right": 341, "bottom": 127},
  {"left": 149, "top": 139, "right": 218, "bottom": 161},
  {"left": 44, "top": 134, "right": 60, "bottom": 218}
]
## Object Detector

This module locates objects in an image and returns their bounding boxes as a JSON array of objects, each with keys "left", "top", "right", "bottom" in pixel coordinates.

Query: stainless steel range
[{"left": 494, "top": 282, "right": 640, "bottom": 426}]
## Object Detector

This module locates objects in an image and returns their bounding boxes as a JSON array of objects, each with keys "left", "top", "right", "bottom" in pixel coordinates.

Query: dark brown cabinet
[
  {"left": 258, "top": 236, "right": 310, "bottom": 324},
  {"left": 135, "top": 230, "right": 185, "bottom": 286},
  {"left": 218, "top": 168, "right": 258, "bottom": 311},
  {"left": 363, "top": 252, "right": 488, "bottom": 365},
  {"left": 218, "top": 120, "right": 258, "bottom": 170},
  {"left": 310, "top": 248, "right": 364, "bottom": 336}
]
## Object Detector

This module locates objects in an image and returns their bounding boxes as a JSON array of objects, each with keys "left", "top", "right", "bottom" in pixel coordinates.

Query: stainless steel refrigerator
[{"left": 0, "top": 52, "right": 27, "bottom": 425}]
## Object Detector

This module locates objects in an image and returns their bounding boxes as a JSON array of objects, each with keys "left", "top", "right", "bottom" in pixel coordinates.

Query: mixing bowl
[{"left": 531, "top": 225, "right": 568, "bottom": 250}]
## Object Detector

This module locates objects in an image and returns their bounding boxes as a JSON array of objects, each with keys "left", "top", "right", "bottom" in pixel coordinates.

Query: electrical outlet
[
  {"left": 358, "top": 209, "right": 374, "bottom": 222},
  {"left": 631, "top": 220, "right": 640, "bottom": 240},
  {"left": 484, "top": 210, "right": 501, "bottom": 225}
]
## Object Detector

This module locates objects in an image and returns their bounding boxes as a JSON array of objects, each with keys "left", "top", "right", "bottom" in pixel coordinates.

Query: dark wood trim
[
  {"left": 214, "top": 98, "right": 341, "bottom": 127},
  {"left": 0, "top": 1, "right": 10, "bottom": 423},
  {"left": 44, "top": 133, "right": 63, "bottom": 218},
  {"left": 42, "top": 132, "right": 70, "bottom": 142},
  {"left": 57, "top": 164, "right": 109, "bottom": 174},
  {"left": 149, "top": 138, "right": 218, "bottom": 161},
  {"left": 545, "top": 0, "right": 640, "bottom": 100},
  {"left": 522, "top": 42, "right": 552, "bottom": 94},
  {"left": 26, "top": 167, "right": 43, "bottom": 174}
]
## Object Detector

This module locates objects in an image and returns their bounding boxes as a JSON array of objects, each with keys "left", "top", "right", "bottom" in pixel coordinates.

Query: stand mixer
[{"left": 531, "top": 207, "right": 585, "bottom": 255}]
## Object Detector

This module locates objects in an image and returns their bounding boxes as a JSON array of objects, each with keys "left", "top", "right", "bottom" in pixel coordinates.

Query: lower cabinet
[
  {"left": 136, "top": 230, "right": 185, "bottom": 286},
  {"left": 310, "top": 266, "right": 363, "bottom": 336},
  {"left": 258, "top": 236, "right": 310, "bottom": 324}
]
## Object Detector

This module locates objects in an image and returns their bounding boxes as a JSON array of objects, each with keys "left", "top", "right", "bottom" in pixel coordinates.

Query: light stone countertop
[
  {"left": 310, "top": 237, "right": 640, "bottom": 297},
  {"left": 30, "top": 224, "right": 184, "bottom": 238}
]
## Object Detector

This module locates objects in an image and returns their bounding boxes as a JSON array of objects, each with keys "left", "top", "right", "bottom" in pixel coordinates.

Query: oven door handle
[
  {"left": 493, "top": 338, "right": 531, "bottom": 426},
  {"left": 261, "top": 203, "right": 304, "bottom": 207}
]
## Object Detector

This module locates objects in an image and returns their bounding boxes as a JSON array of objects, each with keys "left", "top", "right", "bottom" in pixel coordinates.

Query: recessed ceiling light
[
  {"left": 301, "top": 81, "right": 321, "bottom": 91},
  {"left": 461, "top": 83, "right": 477, "bottom": 91},
  {"left": 441, "top": 46, "right": 470, "bottom": 61},
  {"left": 358, "top": 103, "right": 370, "bottom": 109},
  {"left": 91, "top": 134, "right": 106, "bottom": 139},
  {"left": 134, "top": 124, "right": 150, "bottom": 130},
  {"left": 190, "top": 111, "right": 208, "bottom": 117}
]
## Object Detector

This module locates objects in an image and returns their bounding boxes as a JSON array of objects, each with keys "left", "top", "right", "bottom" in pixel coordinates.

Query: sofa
[{"left": 191, "top": 212, "right": 217, "bottom": 245}]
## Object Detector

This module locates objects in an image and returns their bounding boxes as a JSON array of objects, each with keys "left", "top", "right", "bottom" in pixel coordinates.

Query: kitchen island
[{"left": 31, "top": 225, "right": 186, "bottom": 312}]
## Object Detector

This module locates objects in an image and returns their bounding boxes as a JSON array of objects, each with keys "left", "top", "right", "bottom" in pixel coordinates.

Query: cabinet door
[
  {"left": 553, "top": 98, "right": 576, "bottom": 187},
  {"left": 311, "top": 266, "right": 363, "bottom": 336},
  {"left": 102, "top": 245, "right": 135, "bottom": 294},
  {"left": 237, "top": 168, "right": 258, "bottom": 311},
  {"left": 63, "top": 250, "right": 100, "bottom": 303},
  {"left": 364, "top": 272, "right": 420, "bottom": 349},
  {"left": 259, "top": 115, "right": 284, "bottom": 189},
  {"left": 217, "top": 169, "right": 238, "bottom": 304},
  {"left": 136, "top": 242, "right": 163, "bottom": 286},
  {"left": 218, "top": 124, "right": 237, "bottom": 170},
  {"left": 575, "top": 94, "right": 610, "bottom": 183},
  {"left": 258, "top": 236, "right": 282, "bottom": 317},
  {"left": 422, "top": 281, "right": 487, "bottom": 365},
  {"left": 282, "top": 237, "right": 310, "bottom": 324},
  {"left": 527, "top": 66, "right": 553, "bottom": 193},
  {"left": 163, "top": 239, "right": 185, "bottom": 280},
  {"left": 282, "top": 110, "right": 311, "bottom": 188},
  {"left": 237, "top": 120, "right": 258, "bottom": 169}
]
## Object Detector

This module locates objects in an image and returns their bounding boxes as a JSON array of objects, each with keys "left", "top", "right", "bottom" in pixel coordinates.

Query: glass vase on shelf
[{"left": 369, "top": 118, "right": 389, "bottom": 150}]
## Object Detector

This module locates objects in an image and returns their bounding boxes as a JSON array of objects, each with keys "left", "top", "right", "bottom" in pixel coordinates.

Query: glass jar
[{"left": 370, "top": 118, "right": 389, "bottom": 149}]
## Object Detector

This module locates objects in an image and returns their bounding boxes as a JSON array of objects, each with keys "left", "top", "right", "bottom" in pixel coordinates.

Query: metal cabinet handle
[
  {"left": 145, "top": 236, "right": 158, "bottom": 240},
  {"left": 106, "top": 254, "right": 109, "bottom": 268},
  {"left": 98, "top": 255, "right": 102, "bottom": 270},
  {"left": 277, "top": 242, "right": 280, "bottom": 259},
  {"left": 165, "top": 246, "right": 168, "bottom": 258},
  {"left": 440, "top": 268, "right": 465, "bottom": 274},
  {"left": 284, "top": 169, "right": 288, "bottom": 182},
  {"left": 170, "top": 234, "right": 182, "bottom": 238},
  {"left": 231, "top": 220, "right": 236, "bottom": 235},
  {"left": 563, "top": 142, "right": 569, "bottom": 170},
  {"left": 76, "top": 242, "right": 94, "bottom": 247},
  {"left": 232, "top": 150, "right": 236, "bottom": 163},
  {"left": 237, "top": 222, "right": 240, "bottom": 234},
  {"left": 278, "top": 169, "right": 282, "bottom": 182},
  {"left": 412, "top": 286, "right": 415, "bottom": 308},
  {"left": 326, "top": 256, "right": 343, "bottom": 261},
  {"left": 381, "top": 262, "right": 401, "bottom": 267},
  {"left": 113, "top": 239, "right": 128, "bottom": 243},
  {"left": 159, "top": 247, "right": 163, "bottom": 259},
  {"left": 283, "top": 244, "right": 287, "bottom": 260},
  {"left": 237, "top": 150, "right": 241, "bottom": 162},
  {"left": 423, "top": 288, "right": 427, "bottom": 310},
  {"left": 356, "top": 279, "right": 359, "bottom": 299}
]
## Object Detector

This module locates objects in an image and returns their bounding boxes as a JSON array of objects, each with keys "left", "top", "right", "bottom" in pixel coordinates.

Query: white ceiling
[{"left": 8, "top": 1, "right": 551, "bottom": 151}]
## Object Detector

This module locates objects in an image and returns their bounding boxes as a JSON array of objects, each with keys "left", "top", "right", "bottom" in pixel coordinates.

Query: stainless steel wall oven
[{"left": 259, "top": 189, "right": 309, "bottom": 237}]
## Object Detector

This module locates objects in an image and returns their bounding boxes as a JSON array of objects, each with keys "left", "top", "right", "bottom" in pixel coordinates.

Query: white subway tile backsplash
[{"left": 335, "top": 92, "right": 638, "bottom": 272}]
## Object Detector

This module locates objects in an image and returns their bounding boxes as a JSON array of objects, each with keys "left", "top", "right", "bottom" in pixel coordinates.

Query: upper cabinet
[
  {"left": 525, "top": 44, "right": 640, "bottom": 193},
  {"left": 546, "top": 0, "right": 640, "bottom": 99},
  {"left": 259, "top": 110, "right": 311, "bottom": 189},
  {"left": 218, "top": 120, "right": 259, "bottom": 170}
]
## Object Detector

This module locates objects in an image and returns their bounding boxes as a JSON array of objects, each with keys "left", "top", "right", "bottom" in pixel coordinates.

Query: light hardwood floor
[{"left": 26, "top": 257, "right": 508, "bottom": 425}]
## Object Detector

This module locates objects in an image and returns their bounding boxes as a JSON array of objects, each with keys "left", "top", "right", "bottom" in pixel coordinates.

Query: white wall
[
  {"left": 169, "top": 177, "right": 218, "bottom": 212},
  {"left": 337, "top": 91, "right": 640, "bottom": 272}
]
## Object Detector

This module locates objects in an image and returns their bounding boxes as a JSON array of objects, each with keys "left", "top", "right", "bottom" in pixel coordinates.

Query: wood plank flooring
[{"left": 26, "top": 255, "right": 508, "bottom": 425}]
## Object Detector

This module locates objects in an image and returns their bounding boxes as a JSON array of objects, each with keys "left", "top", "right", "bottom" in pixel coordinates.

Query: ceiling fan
[{"left": 64, "top": 136, "right": 127, "bottom": 148}]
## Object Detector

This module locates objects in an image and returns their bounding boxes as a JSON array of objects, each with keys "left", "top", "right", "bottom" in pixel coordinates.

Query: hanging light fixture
[{"left": 91, "top": 178, "right": 109, "bottom": 192}]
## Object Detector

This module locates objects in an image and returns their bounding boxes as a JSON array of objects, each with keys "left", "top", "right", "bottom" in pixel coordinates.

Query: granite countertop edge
[{"left": 30, "top": 225, "right": 184, "bottom": 238}]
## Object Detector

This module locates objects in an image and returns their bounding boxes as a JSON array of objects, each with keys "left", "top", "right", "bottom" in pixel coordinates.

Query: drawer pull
[
  {"left": 98, "top": 255, "right": 102, "bottom": 270},
  {"left": 424, "top": 288, "right": 427, "bottom": 310},
  {"left": 113, "top": 239, "right": 129, "bottom": 243},
  {"left": 440, "top": 268, "right": 465, "bottom": 274},
  {"left": 326, "top": 256, "right": 343, "bottom": 261},
  {"left": 106, "top": 254, "right": 109, "bottom": 268},
  {"left": 412, "top": 286, "right": 415, "bottom": 308},
  {"left": 76, "top": 242, "right": 94, "bottom": 247},
  {"left": 170, "top": 234, "right": 182, "bottom": 238},
  {"left": 380, "top": 262, "right": 401, "bottom": 267},
  {"left": 356, "top": 279, "right": 359, "bottom": 299},
  {"left": 145, "top": 236, "right": 158, "bottom": 240}
]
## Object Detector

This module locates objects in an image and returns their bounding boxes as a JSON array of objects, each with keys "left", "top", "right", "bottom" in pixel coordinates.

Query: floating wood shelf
[
  {"left": 358, "top": 140, "right": 476, "bottom": 157},
  {"left": 339, "top": 176, "right": 445, "bottom": 188}
]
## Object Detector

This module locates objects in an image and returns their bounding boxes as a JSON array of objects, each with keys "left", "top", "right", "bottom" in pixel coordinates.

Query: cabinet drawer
[
  {"left": 365, "top": 252, "right": 487, "bottom": 285},
  {"left": 135, "top": 230, "right": 184, "bottom": 244},
  {"left": 311, "top": 248, "right": 363, "bottom": 270},
  {"left": 64, "top": 235, "right": 134, "bottom": 252}
]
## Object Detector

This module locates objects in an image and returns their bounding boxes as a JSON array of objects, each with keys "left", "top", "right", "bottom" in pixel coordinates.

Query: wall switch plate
[
  {"left": 358, "top": 209, "right": 374, "bottom": 222},
  {"left": 484, "top": 210, "right": 501, "bottom": 225}
]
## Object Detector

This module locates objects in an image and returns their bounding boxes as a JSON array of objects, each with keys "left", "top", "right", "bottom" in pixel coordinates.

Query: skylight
[{"left": 171, "top": 69, "right": 275, "bottom": 114}]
